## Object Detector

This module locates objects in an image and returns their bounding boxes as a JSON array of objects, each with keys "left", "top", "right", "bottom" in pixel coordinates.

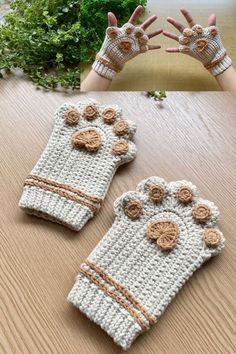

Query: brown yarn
[
  {"left": 194, "top": 25, "right": 203, "bottom": 34},
  {"left": 135, "top": 30, "right": 143, "bottom": 38},
  {"left": 71, "top": 129, "right": 102, "bottom": 152},
  {"left": 203, "top": 229, "right": 220, "bottom": 247},
  {"left": 96, "top": 54, "right": 121, "bottom": 73},
  {"left": 184, "top": 28, "right": 193, "bottom": 37},
  {"left": 85, "top": 260, "right": 156, "bottom": 325},
  {"left": 192, "top": 204, "right": 211, "bottom": 223},
  {"left": 79, "top": 267, "right": 149, "bottom": 331},
  {"left": 176, "top": 186, "right": 193, "bottom": 204},
  {"left": 113, "top": 120, "right": 129, "bottom": 136},
  {"left": 125, "top": 26, "right": 133, "bottom": 34},
  {"left": 83, "top": 105, "right": 98, "bottom": 120},
  {"left": 196, "top": 38, "right": 208, "bottom": 53},
  {"left": 138, "top": 37, "right": 147, "bottom": 45},
  {"left": 118, "top": 40, "right": 132, "bottom": 53},
  {"left": 124, "top": 200, "right": 143, "bottom": 220},
  {"left": 26, "top": 175, "right": 102, "bottom": 203},
  {"left": 112, "top": 139, "right": 129, "bottom": 156},
  {"left": 205, "top": 52, "right": 227, "bottom": 69},
  {"left": 107, "top": 28, "right": 118, "bottom": 38},
  {"left": 146, "top": 220, "right": 179, "bottom": 251},
  {"left": 24, "top": 180, "right": 98, "bottom": 213},
  {"left": 149, "top": 185, "right": 166, "bottom": 203},
  {"left": 102, "top": 108, "right": 117, "bottom": 124},
  {"left": 64, "top": 109, "right": 80, "bottom": 125},
  {"left": 210, "top": 26, "right": 218, "bottom": 37}
]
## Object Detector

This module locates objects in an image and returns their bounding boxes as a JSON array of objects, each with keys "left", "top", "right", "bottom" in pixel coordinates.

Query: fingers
[
  {"left": 165, "top": 48, "right": 180, "bottom": 53},
  {"left": 163, "top": 31, "right": 179, "bottom": 42},
  {"left": 108, "top": 12, "right": 117, "bottom": 27},
  {"left": 140, "top": 15, "right": 158, "bottom": 31},
  {"left": 148, "top": 45, "right": 161, "bottom": 50},
  {"left": 180, "top": 8, "right": 196, "bottom": 28},
  {"left": 128, "top": 5, "right": 143, "bottom": 25},
  {"left": 208, "top": 14, "right": 217, "bottom": 26},
  {"left": 147, "top": 28, "right": 163, "bottom": 39},
  {"left": 167, "top": 17, "right": 185, "bottom": 33}
]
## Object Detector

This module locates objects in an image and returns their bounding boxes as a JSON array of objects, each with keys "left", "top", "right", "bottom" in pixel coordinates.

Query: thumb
[{"left": 108, "top": 12, "right": 118, "bottom": 27}]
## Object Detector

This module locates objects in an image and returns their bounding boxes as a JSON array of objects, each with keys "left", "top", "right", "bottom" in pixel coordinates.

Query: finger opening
[
  {"left": 128, "top": 5, "right": 143, "bottom": 25},
  {"left": 208, "top": 14, "right": 217, "bottom": 26},
  {"left": 108, "top": 12, "right": 117, "bottom": 27},
  {"left": 180, "top": 8, "right": 196, "bottom": 28},
  {"left": 140, "top": 15, "right": 158, "bottom": 31},
  {"left": 166, "top": 48, "right": 180, "bottom": 53},
  {"left": 148, "top": 45, "right": 161, "bottom": 50},
  {"left": 147, "top": 28, "right": 163, "bottom": 39},
  {"left": 167, "top": 17, "right": 185, "bottom": 33},
  {"left": 163, "top": 31, "right": 179, "bottom": 42}
]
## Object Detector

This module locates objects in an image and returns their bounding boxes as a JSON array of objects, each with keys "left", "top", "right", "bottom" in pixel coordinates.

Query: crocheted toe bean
[
  {"left": 178, "top": 24, "right": 232, "bottom": 76},
  {"left": 19, "top": 100, "right": 137, "bottom": 231},
  {"left": 68, "top": 176, "right": 224, "bottom": 349}
]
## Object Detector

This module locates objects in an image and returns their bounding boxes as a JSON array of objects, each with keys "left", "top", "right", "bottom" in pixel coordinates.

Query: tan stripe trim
[
  {"left": 96, "top": 54, "right": 122, "bottom": 73},
  {"left": 24, "top": 180, "right": 98, "bottom": 213},
  {"left": 27, "top": 175, "right": 103, "bottom": 204},
  {"left": 204, "top": 52, "right": 227, "bottom": 70},
  {"left": 86, "top": 260, "right": 156, "bottom": 326},
  {"left": 79, "top": 267, "right": 149, "bottom": 331}
]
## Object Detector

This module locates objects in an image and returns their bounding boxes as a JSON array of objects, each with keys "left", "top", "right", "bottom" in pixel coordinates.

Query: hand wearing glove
[
  {"left": 163, "top": 8, "right": 232, "bottom": 76},
  {"left": 68, "top": 176, "right": 225, "bottom": 349},
  {"left": 92, "top": 5, "right": 162, "bottom": 80}
]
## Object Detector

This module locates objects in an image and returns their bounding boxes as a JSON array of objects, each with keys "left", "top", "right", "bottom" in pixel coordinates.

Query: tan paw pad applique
[{"left": 179, "top": 24, "right": 217, "bottom": 54}]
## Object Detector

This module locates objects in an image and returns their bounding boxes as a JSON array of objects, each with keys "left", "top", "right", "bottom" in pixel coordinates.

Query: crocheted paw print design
[
  {"left": 179, "top": 25, "right": 232, "bottom": 76},
  {"left": 68, "top": 176, "right": 224, "bottom": 349},
  {"left": 92, "top": 23, "right": 149, "bottom": 80},
  {"left": 19, "top": 100, "right": 137, "bottom": 231}
]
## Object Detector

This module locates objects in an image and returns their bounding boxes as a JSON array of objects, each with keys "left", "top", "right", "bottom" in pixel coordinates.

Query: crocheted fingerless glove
[
  {"left": 178, "top": 25, "right": 232, "bottom": 76},
  {"left": 19, "top": 100, "right": 137, "bottom": 231},
  {"left": 68, "top": 176, "right": 225, "bottom": 349},
  {"left": 92, "top": 23, "right": 149, "bottom": 80}
]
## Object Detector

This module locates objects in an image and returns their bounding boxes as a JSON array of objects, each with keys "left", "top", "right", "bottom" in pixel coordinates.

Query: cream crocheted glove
[
  {"left": 92, "top": 23, "right": 149, "bottom": 80},
  {"left": 68, "top": 176, "right": 225, "bottom": 349},
  {"left": 178, "top": 25, "right": 232, "bottom": 76},
  {"left": 19, "top": 100, "right": 137, "bottom": 231}
]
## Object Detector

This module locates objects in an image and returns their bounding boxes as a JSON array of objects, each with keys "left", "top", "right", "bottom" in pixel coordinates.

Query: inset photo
[{"left": 80, "top": 0, "right": 236, "bottom": 91}]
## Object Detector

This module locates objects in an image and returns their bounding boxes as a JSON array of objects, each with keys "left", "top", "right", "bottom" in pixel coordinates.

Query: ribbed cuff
[
  {"left": 92, "top": 60, "right": 117, "bottom": 80},
  {"left": 67, "top": 273, "right": 142, "bottom": 350},
  {"left": 19, "top": 185, "right": 93, "bottom": 231},
  {"left": 209, "top": 55, "right": 232, "bottom": 76}
]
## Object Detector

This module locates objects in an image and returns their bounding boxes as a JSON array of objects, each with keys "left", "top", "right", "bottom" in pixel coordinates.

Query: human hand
[
  {"left": 163, "top": 9, "right": 232, "bottom": 76},
  {"left": 92, "top": 5, "right": 162, "bottom": 80}
]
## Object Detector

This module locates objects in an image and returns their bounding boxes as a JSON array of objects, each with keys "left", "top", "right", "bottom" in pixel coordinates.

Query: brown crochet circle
[
  {"left": 196, "top": 38, "right": 208, "bottom": 53},
  {"left": 210, "top": 26, "right": 218, "bottom": 37},
  {"left": 71, "top": 129, "right": 102, "bottom": 152},
  {"left": 146, "top": 220, "right": 179, "bottom": 251},
  {"left": 183, "top": 28, "right": 193, "bottom": 37},
  {"left": 124, "top": 200, "right": 143, "bottom": 219},
  {"left": 84, "top": 105, "right": 98, "bottom": 120},
  {"left": 176, "top": 186, "right": 193, "bottom": 204},
  {"left": 192, "top": 204, "right": 211, "bottom": 223},
  {"left": 194, "top": 25, "right": 203, "bottom": 34},
  {"left": 64, "top": 109, "right": 80, "bottom": 125},
  {"left": 112, "top": 139, "right": 129, "bottom": 155},
  {"left": 108, "top": 28, "right": 118, "bottom": 38},
  {"left": 149, "top": 185, "right": 166, "bottom": 203},
  {"left": 118, "top": 40, "right": 132, "bottom": 53},
  {"left": 113, "top": 120, "right": 129, "bottom": 136},
  {"left": 135, "top": 30, "right": 143, "bottom": 38},
  {"left": 125, "top": 26, "right": 133, "bottom": 34},
  {"left": 203, "top": 229, "right": 220, "bottom": 248},
  {"left": 102, "top": 108, "right": 117, "bottom": 124}
]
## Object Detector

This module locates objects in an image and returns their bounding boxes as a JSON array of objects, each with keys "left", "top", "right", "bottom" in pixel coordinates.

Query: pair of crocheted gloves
[
  {"left": 19, "top": 100, "right": 225, "bottom": 350},
  {"left": 92, "top": 22, "right": 232, "bottom": 79}
]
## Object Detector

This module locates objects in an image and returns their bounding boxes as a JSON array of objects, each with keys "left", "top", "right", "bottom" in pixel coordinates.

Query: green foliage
[
  {"left": 0, "top": 0, "right": 81, "bottom": 89},
  {"left": 80, "top": 0, "right": 147, "bottom": 65},
  {"left": 147, "top": 91, "right": 167, "bottom": 101}
]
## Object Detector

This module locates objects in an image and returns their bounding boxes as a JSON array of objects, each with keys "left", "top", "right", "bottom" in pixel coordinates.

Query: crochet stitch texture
[
  {"left": 19, "top": 100, "right": 137, "bottom": 231},
  {"left": 178, "top": 25, "right": 232, "bottom": 76},
  {"left": 92, "top": 23, "right": 149, "bottom": 80},
  {"left": 68, "top": 176, "right": 225, "bottom": 349}
]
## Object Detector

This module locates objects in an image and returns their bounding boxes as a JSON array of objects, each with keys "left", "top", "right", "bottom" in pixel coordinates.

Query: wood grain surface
[
  {"left": 0, "top": 85, "right": 236, "bottom": 353},
  {"left": 81, "top": 0, "right": 236, "bottom": 91}
]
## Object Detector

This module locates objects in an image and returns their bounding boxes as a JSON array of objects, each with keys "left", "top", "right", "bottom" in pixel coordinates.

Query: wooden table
[
  {"left": 1, "top": 85, "right": 236, "bottom": 353},
  {"left": 81, "top": 0, "right": 236, "bottom": 91}
]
